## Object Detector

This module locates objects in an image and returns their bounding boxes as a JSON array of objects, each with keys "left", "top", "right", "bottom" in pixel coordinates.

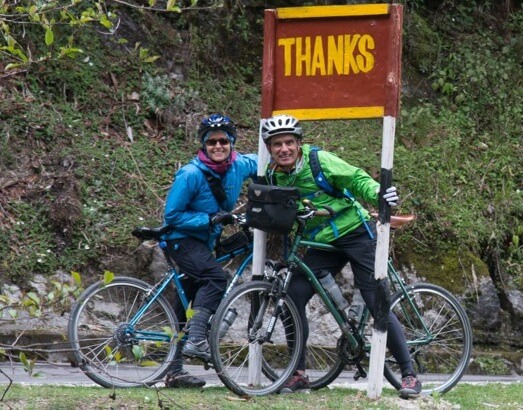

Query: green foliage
[
  {"left": 0, "top": 272, "right": 83, "bottom": 331},
  {"left": 472, "top": 355, "right": 513, "bottom": 376},
  {"left": 141, "top": 73, "right": 200, "bottom": 117},
  {"left": 0, "top": 0, "right": 184, "bottom": 72},
  {"left": 403, "top": 11, "right": 441, "bottom": 74}
]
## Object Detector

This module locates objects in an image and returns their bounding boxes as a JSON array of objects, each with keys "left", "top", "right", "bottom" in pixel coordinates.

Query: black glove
[{"left": 211, "top": 211, "right": 234, "bottom": 226}]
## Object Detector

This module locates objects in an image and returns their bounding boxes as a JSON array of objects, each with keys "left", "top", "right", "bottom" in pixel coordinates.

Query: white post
[
  {"left": 247, "top": 120, "right": 271, "bottom": 385},
  {"left": 367, "top": 115, "right": 395, "bottom": 399}
]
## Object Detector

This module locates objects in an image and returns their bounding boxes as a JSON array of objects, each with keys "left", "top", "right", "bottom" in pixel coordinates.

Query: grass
[{"left": 0, "top": 383, "right": 522, "bottom": 410}]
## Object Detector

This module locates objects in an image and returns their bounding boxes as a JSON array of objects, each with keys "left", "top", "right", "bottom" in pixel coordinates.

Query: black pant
[
  {"left": 165, "top": 237, "right": 227, "bottom": 374},
  {"left": 165, "top": 237, "right": 228, "bottom": 324},
  {"left": 287, "top": 222, "right": 415, "bottom": 376}
]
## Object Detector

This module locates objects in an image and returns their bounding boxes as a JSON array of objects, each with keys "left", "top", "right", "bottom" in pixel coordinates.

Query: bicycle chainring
[{"left": 337, "top": 335, "right": 365, "bottom": 364}]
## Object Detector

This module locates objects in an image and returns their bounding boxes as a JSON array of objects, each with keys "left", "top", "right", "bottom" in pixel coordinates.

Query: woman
[{"left": 163, "top": 114, "right": 257, "bottom": 388}]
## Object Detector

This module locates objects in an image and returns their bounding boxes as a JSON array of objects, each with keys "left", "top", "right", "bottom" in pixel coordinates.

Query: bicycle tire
[
  {"left": 383, "top": 283, "right": 473, "bottom": 394},
  {"left": 68, "top": 277, "right": 179, "bottom": 388},
  {"left": 209, "top": 281, "right": 303, "bottom": 396}
]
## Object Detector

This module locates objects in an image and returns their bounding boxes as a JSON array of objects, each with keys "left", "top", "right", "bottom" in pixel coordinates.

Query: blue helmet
[{"left": 198, "top": 114, "right": 237, "bottom": 145}]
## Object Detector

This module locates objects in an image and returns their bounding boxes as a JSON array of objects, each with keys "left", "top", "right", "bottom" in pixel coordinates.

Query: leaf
[
  {"left": 27, "top": 292, "right": 41, "bottom": 305},
  {"left": 143, "top": 56, "right": 160, "bottom": 63},
  {"left": 59, "top": 47, "right": 84, "bottom": 58},
  {"left": 148, "top": 0, "right": 157, "bottom": 6},
  {"left": 226, "top": 395, "right": 249, "bottom": 401},
  {"left": 139, "top": 360, "right": 159, "bottom": 367},
  {"left": 176, "top": 330, "right": 186, "bottom": 342},
  {"left": 186, "top": 301, "right": 195, "bottom": 320},
  {"left": 162, "top": 326, "right": 175, "bottom": 339},
  {"left": 19, "top": 352, "right": 29, "bottom": 367},
  {"left": 132, "top": 345, "right": 144, "bottom": 360},
  {"left": 166, "top": 0, "right": 180, "bottom": 12},
  {"left": 45, "top": 28, "right": 54, "bottom": 46},
  {"left": 103, "top": 270, "right": 115, "bottom": 285},
  {"left": 99, "top": 16, "right": 113, "bottom": 30},
  {"left": 71, "top": 271, "right": 82, "bottom": 286},
  {"left": 5, "top": 63, "right": 22, "bottom": 70}
]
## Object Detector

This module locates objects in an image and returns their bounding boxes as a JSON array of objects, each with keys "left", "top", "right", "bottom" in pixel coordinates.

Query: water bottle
[
  {"left": 218, "top": 307, "right": 238, "bottom": 339},
  {"left": 346, "top": 288, "right": 365, "bottom": 324},
  {"left": 318, "top": 271, "right": 349, "bottom": 310}
]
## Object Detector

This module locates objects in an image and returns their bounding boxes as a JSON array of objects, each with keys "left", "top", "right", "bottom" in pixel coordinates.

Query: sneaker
[
  {"left": 399, "top": 375, "right": 422, "bottom": 398},
  {"left": 279, "top": 372, "right": 311, "bottom": 394},
  {"left": 165, "top": 370, "right": 206, "bottom": 388},
  {"left": 182, "top": 339, "right": 211, "bottom": 363}
]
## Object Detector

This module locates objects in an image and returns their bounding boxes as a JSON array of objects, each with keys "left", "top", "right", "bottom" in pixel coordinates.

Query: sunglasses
[{"left": 205, "top": 138, "right": 230, "bottom": 147}]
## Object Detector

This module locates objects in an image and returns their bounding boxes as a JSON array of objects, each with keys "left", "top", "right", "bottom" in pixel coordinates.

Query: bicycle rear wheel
[
  {"left": 384, "top": 283, "right": 473, "bottom": 394},
  {"left": 68, "top": 277, "right": 179, "bottom": 388},
  {"left": 209, "top": 281, "right": 303, "bottom": 396}
]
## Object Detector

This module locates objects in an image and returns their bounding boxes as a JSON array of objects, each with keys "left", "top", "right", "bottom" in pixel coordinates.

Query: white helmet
[{"left": 261, "top": 114, "right": 303, "bottom": 143}]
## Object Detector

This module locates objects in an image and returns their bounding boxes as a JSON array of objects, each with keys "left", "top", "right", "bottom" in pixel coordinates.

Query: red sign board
[{"left": 262, "top": 4, "right": 403, "bottom": 120}]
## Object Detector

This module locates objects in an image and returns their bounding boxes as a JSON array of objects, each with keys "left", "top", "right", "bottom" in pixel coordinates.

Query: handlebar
[{"left": 297, "top": 199, "right": 336, "bottom": 220}]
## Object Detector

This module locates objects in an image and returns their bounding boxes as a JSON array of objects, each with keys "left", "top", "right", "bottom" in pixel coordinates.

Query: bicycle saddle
[{"left": 132, "top": 225, "right": 173, "bottom": 240}]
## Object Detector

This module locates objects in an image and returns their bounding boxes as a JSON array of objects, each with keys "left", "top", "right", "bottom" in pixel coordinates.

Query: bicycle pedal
[
  {"left": 354, "top": 367, "right": 367, "bottom": 380},
  {"left": 203, "top": 361, "right": 214, "bottom": 370}
]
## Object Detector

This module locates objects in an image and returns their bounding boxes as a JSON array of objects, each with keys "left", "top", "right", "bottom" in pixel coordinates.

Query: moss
[
  {"left": 400, "top": 249, "right": 490, "bottom": 294},
  {"left": 404, "top": 12, "right": 441, "bottom": 74}
]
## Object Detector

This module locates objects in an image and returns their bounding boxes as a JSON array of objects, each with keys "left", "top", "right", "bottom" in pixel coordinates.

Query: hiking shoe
[
  {"left": 399, "top": 375, "right": 422, "bottom": 398},
  {"left": 182, "top": 339, "right": 211, "bottom": 363},
  {"left": 165, "top": 370, "right": 206, "bottom": 388},
  {"left": 279, "top": 372, "right": 311, "bottom": 394}
]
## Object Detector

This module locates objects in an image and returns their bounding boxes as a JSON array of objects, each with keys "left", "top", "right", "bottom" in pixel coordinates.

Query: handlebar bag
[{"left": 246, "top": 183, "right": 300, "bottom": 234}]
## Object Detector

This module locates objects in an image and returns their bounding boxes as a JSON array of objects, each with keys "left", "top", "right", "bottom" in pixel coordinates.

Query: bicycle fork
[{"left": 248, "top": 277, "right": 284, "bottom": 343}]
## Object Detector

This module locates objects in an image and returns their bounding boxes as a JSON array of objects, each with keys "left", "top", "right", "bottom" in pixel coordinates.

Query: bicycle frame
[
  {"left": 125, "top": 239, "right": 253, "bottom": 344},
  {"left": 283, "top": 225, "right": 433, "bottom": 353}
]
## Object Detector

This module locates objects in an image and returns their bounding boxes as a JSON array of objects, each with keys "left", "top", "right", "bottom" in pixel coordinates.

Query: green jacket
[{"left": 265, "top": 144, "right": 380, "bottom": 243}]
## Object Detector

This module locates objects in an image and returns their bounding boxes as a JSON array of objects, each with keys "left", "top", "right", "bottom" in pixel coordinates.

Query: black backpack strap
[{"left": 200, "top": 169, "right": 227, "bottom": 206}]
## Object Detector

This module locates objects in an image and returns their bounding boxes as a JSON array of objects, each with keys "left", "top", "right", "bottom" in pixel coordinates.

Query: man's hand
[
  {"left": 211, "top": 211, "right": 234, "bottom": 226},
  {"left": 382, "top": 186, "right": 399, "bottom": 207}
]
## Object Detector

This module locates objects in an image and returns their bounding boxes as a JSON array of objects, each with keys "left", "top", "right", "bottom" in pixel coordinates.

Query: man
[
  {"left": 260, "top": 114, "right": 422, "bottom": 398},
  {"left": 162, "top": 114, "right": 257, "bottom": 388}
]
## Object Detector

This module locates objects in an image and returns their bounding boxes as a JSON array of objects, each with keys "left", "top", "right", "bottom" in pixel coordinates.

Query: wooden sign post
[{"left": 254, "top": 4, "right": 403, "bottom": 397}]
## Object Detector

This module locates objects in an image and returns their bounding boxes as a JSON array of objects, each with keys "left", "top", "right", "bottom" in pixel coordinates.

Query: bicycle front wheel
[
  {"left": 210, "top": 281, "right": 303, "bottom": 396},
  {"left": 68, "top": 277, "right": 179, "bottom": 388},
  {"left": 384, "top": 283, "right": 473, "bottom": 394}
]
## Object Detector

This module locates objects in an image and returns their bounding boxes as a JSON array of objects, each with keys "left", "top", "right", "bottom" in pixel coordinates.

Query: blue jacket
[{"left": 163, "top": 153, "right": 258, "bottom": 249}]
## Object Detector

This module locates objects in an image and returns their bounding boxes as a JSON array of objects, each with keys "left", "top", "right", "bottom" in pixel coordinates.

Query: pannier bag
[{"left": 246, "top": 183, "right": 300, "bottom": 234}]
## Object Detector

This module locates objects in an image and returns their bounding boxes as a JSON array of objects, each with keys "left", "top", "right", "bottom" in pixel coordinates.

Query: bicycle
[
  {"left": 67, "top": 214, "right": 255, "bottom": 388},
  {"left": 209, "top": 202, "right": 473, "bottom": 397}
]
